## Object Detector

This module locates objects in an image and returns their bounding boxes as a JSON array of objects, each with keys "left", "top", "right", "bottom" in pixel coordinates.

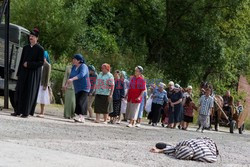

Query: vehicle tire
[
  {"left": 229, "top": 121, "right": 234, "bottom": 133},
  {"left": 9, "top": 90, "right": 16, "bottom": 109}
]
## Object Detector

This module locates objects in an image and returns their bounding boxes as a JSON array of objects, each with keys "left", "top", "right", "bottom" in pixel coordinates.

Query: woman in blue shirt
[
  {"left": 149, "top": 82, "right": 168, "bottom": 126},
  {"left": 65, "top": 54, "right": 90, "bottom": 123}
]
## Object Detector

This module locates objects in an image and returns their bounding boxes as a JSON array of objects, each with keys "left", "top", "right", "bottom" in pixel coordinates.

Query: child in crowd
[
  {"left": 109, "top": 70, "right": 125, "bottom": 124},
  {"left": 197, "top": 88, "right": 213, "bottom": 133},
  {"left": 182, "top": 97, "right": 197, "bottom": 130},
  {"left": 136, "top": 91, "right": 147, "bottom": 127}
]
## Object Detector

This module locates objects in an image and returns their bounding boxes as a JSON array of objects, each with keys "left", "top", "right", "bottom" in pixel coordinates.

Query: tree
[{"left": 10, "top": 0, "right": 91, "bottom": 59}]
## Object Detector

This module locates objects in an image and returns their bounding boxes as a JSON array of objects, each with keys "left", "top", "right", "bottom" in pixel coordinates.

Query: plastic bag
[{"left": 145, "top": 95, "right": 153, "bottom": 113}]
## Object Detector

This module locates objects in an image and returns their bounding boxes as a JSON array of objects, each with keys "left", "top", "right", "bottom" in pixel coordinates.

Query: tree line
[{"left": 11, "top": 0, "right": 250, "bottom": 97}]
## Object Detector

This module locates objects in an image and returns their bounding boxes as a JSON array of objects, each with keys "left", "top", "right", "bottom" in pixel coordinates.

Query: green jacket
[{"left": 62, "top": 65, "right": 74, "bottom": 90}]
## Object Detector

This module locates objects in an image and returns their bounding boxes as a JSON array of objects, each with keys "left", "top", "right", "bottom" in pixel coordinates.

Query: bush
[
  {"left": 50, "top": 63, "right": 67, "bottom": 104},
  {"left": 244, "top": 118, "right": 250, "bottom": 130}
]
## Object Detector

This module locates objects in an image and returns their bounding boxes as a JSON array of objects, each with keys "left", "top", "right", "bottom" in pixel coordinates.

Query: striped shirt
[
  {"left": 199, "top": 95, "right": 214, "bottom": 116},
  {"left": 163, "top": 137, "right": 218, "bottom": 163}
]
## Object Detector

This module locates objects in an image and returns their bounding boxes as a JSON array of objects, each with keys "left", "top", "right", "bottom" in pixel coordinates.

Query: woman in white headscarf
[
  {"left": 148, "top": 82, "right": 168, "bottom": 126},
  {"left": 118, "top": 71, "right": 129, "bottom": 123}
]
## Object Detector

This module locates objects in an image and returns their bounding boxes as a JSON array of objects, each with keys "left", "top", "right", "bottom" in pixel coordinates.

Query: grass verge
[{"left": 244, "top": 118, "right": 250, "bottom": 130}]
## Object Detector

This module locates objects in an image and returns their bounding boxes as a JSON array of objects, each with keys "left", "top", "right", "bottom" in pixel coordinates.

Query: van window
[
  {"left": 20, "top": 32, "right": 29, "bottom": 47},
  {"left": 0, "top": 27, "right": 19, "bottom": 44}
]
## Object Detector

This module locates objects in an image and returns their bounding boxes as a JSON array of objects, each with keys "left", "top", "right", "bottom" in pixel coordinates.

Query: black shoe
[
  {"left": 152, "top": 123, "right": 157, "bottom": 126},
  {"left": 11, "top": 113, "right": 20, "bottom": 116},
  {"left": 21, "top": 115, "right": 28, "bottom": 118},
  {"left": 178, "top": 125, "right": 181, "bottom": 129}
]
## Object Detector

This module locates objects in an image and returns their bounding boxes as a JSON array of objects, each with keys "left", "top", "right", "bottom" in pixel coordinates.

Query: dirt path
[
  {"left": 238, "top": 75, "right": 250, "bottom": 118},
  {"left": 0, "top": 110, "right": 250, "bottom": 167}
]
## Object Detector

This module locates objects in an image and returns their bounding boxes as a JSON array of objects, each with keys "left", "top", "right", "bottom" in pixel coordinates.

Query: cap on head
[
  {"left": 30, "top": 28, "right": 39, "bottom": 37},
  {"left": 135, "top": 66, "right": 143, "bottom": 73},
  {"left": 187, "top": 85, "right": 192, "bottom": 90},
  {"left": 159, "top": 82, "right": 166, "bottom": 88},
  {"left": 73, "top": 54, "right": 85, "bottom": 63},
  {"left": 121, "top": 71, "right": 127, "bottom": 79},
  {"left": 168, "top": 81, "right": 174, "bottom": 86},
  {"left": 88, "top": 65, "right": 96, "bottom": 72},
  {"left": 174, "top": 84, "right": 181, "bottom": 89}
]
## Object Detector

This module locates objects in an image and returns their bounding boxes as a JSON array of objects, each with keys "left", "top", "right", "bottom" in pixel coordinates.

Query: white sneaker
[
  {"left": 74, "top": 115, "right": 85, "bottom": 123},
  {"left": 73, "top": 115, "right": 79, "bottom": 121},
  {"left": 126, "top": 124, "right": 133, "bottom": 128},
  {"left": 135, "top": 123, "right": 141, "bottom": 127},
  {"left": 102, "top": 121, "right": 108, "bottom": 124}
]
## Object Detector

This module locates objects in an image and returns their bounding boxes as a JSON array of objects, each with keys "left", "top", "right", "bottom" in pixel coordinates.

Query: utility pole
[{"left": 4, "top": 0, "right": 10, "bottom": 109}]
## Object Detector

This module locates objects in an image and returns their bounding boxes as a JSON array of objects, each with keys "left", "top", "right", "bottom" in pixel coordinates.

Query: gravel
[{"left": 0, "top": 108, "right": 249, "bottom": 167}]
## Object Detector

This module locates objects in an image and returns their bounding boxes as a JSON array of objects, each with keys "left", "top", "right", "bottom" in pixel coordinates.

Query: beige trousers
[{"left": 87, "top": 95, "right": 95, "bottom": 117}]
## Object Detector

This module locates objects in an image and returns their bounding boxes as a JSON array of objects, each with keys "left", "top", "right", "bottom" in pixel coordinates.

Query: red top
[
  {"left": 184, "top": 102, "right": 197, "bottom": 117},
  {"left": 127, "top": 76, "right": 146, "bottom": 103}
]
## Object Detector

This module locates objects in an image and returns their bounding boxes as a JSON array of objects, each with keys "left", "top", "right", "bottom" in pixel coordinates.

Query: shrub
[{"left": 50, "top": 63, "right": 67, "bottom": 104}]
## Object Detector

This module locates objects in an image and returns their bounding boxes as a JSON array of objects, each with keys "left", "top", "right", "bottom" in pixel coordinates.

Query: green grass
[
  {"left": 244, "top": 118, "right": 250, "bottom": 130},
  {"left": 246, "top": 73, "right": 250, "bottom": 85}
]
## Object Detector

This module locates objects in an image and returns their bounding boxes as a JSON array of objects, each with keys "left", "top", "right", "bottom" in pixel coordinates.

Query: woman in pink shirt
[{"left": 126, "top": 66, "right": 146, "bottom": 127}]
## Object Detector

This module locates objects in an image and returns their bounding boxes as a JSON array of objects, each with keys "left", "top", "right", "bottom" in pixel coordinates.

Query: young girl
[
  {"left": 109, "top": 70, "right": 125, "bottom": 124},
  {"left": 183, "top": 97, "right": 197, "bottom": 130}
]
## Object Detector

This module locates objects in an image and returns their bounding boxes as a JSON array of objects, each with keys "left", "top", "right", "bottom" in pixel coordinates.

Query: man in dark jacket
[{"left": 11, "top": 28, "right": 44, "bottom": 118}]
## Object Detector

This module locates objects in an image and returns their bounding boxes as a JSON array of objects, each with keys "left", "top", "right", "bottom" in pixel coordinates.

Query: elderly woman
[
  {"left": 161, "top": 81, "right": 175, "bottom": 127},
  {"left": 149, "top": 82, "right": 168, "bottom": 126},
  {"left": 126, "top": 66, "right": 146, "bottom": 127},
  {"left": 62, "top": 65, "right": 75, "bottom": 119},
  {"left": 168, "top": 84, "right": 183, "bottom": 128},
  {"left": 65, "top": 54, "right": 90, "bottom": 123},
  {"left": 179, "top": 85, "right": 193, "bottom": 129},
  {"left": 182, "top": 86, "right": 193, "bottom": 105},
  {"left": 118, "top": 71, "right": 129, "bottom": 123},
  {"left": 94, "top": 63, "right": 114, "bottom": 124}
]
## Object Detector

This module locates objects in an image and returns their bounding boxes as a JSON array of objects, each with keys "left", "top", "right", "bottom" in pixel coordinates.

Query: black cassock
[{"left": 14, "top": 44, "right": 44, "bottom": 116}]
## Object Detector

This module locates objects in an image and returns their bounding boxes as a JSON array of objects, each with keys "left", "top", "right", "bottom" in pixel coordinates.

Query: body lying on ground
[{"left": 150, "top": 137, "right": 219, "bottom": 163}]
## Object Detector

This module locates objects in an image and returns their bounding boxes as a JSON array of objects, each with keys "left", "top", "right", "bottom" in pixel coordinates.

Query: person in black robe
[{"left": 11, "top": 28, "right": 44, "bottom": 118}]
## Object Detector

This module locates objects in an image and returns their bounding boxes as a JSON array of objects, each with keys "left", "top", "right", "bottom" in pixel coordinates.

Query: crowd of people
[{"left": 10, "top": 28, "right": 245, "bottom": 134}]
